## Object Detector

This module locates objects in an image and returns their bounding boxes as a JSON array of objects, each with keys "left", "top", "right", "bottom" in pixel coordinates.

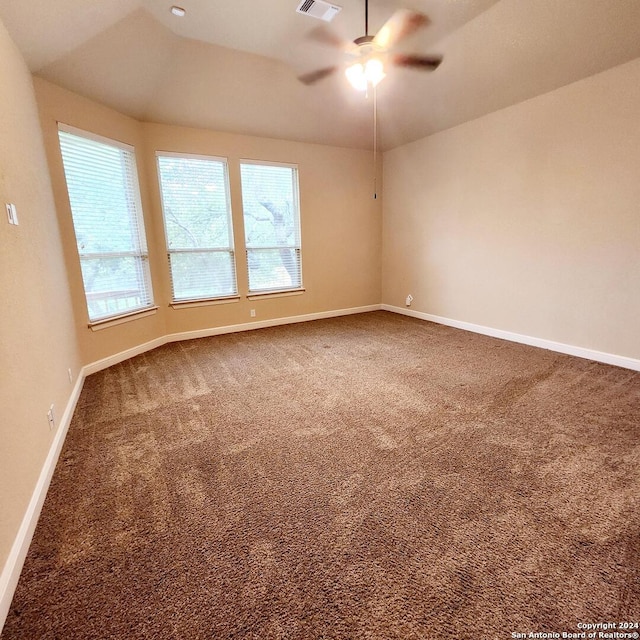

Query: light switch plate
[{"left": 5, "top": 203, "right": 18, "bottom": 225}]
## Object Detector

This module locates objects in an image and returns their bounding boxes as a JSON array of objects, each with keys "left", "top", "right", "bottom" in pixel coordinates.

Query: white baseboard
[
  {"left": 0, "top": 372, "right": 85, "bottom": 632},
  {"left": 85, "top": 304, "right": 382, "bottom": 376},
  {"left": 83, "top": 336, "right": 166, "bottom": 376},
  {"left": 382, "top": 304, "right": 640, "bottom": 372},
  {"left": 163, "top": 304, "right": 383, "bottom": 344}
]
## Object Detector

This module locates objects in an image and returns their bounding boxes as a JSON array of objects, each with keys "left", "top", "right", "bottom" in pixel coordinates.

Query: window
[
  {"left": 58, "top": 125, "right": 153, "bottom": 323},
  {"left": 240, "top": 161, "right": 302, "bottom": 294},
  {"left": 157, "top": 153, "right": 237, "bottom": 303}
]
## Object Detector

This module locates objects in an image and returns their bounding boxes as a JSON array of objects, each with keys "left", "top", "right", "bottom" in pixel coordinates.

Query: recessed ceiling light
[{"left": 170, "top": 6, "right": 186, "bottom": 17}]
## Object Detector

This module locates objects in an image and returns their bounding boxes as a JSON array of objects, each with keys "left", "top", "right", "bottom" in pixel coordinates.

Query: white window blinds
[
  {"left": 57, "top": 125, "right": 153, "bottom": 323},
  {"left": 157, "top": 153, "right": 237, "bottom": 302},
  {"left": 240, "top": 162, "right": 302, "bottom": 293}
]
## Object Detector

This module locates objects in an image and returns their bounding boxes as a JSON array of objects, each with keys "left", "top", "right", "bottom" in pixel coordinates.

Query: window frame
[
  {"left": 156, "top": 151, "right": 239, "bottom": 305},
  {"left": 57, "top": 123, "right": 155, "bottom": 325},
  {"left": 239, "top": 159, "right": 304, "bottom": 296}
]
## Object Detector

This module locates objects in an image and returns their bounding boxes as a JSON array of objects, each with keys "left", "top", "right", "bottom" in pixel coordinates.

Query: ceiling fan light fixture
[
  {"left": 345, "top": 57, "right": 386, "bottom": 91},
  {"left": 345, "top": 63, "right": 367, "bottom": 91},
  {"left": 365, "top": 58, "right": 386, "bottom": 86}
]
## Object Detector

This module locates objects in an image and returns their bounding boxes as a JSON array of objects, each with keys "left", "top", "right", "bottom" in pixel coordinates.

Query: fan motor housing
[{"left": 354, "top": 35, "right": 375, "bottom": 46}]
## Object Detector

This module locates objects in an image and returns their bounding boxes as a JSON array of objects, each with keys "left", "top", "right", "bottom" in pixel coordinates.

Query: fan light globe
[
  {"left": 345, "top": 58, "right": 386, "bottom": 91},
  {"left": 365, "top": 58, "right": 386, "bottom": 86},
  {"left": 345, "top": 63, "right": 367, "bottom": 91}
]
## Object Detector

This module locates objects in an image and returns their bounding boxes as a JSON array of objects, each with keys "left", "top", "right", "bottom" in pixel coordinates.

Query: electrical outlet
[
  {"left": 68, "top": 368, "right": 73, "bottom": 383},
  {"left": 47, "top": 405, "right": 55, "bottom": 430},
  {"left": 250, "top": 309, "right": 256, "bottom": 318},
  {"left": 405, "top": 294, "right": 414, "bottom": 307}
]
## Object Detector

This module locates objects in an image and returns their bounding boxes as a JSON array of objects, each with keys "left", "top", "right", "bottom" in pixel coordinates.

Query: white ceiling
[{"left": 1, "top": 0, "right": 640, "bottom": 149}]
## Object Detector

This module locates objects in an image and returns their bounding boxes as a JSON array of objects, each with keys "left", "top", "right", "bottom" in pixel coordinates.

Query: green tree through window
[
  {"left": 58, "top": 125, "right": 153, "bottom": 322},
  {"left": 157, "top": 153, "right": 237, "bottom": 302},
  {"left": 240, "top": 162, "right": 302, "bottom": 293}
]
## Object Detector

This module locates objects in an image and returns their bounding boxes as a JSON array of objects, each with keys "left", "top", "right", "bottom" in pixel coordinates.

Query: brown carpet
[{"left": 3, "top": 311, "right": 639, "bottom": 639}]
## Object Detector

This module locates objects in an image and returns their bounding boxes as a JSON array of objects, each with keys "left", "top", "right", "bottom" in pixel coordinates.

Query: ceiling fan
[{"left": 298, "top": 0, "right": 443, "bottom": 90}]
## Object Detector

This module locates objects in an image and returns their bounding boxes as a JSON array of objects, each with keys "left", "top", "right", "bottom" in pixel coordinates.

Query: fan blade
[
  {"left": 373, "top": 9, "right": 430, "bottom": 50},
  {"left": 307, "top": 26, "right": 359, "bottom": 55},
  {"left": 391, "top": 53, "right": 442, "bottom": 71},
  {"left": 298, "top": 66, "right": 339, "bottom": 85}
]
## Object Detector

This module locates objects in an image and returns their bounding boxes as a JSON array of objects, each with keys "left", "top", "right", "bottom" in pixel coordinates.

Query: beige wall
[
  {"left": 382, "top": 57, "right": 640, "bottom": 360},
  {"left": 34, "top": 79, "right": 382, "bottom": 365},
  {"left": 34, "top": 79, "right": 167, "bottom": 365},
  {"left": 0, "top": 25, "right": 80, "bottom": 571},
  {"left": 143, "top": 122, "right": 382, "bottom": 337}
]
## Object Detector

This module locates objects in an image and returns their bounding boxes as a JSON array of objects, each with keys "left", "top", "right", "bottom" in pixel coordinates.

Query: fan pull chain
[{"left": 373, "top": 83, "right": 378, "bottom": 199}]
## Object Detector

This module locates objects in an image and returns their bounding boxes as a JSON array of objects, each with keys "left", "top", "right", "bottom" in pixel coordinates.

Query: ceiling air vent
[{"left": 296, "top": 0, "right": 342, "bottom": 22}]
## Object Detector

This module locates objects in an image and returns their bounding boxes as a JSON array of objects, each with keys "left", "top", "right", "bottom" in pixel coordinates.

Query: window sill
[
  {"left": 170, "top": 295, "right": 241, "bottom": 309},
  {"left": 89, "top": 306, "right": 158, "bottom": 331},
  {"left": 247, "top": 288, "right": 305, "bottom": 301}
]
